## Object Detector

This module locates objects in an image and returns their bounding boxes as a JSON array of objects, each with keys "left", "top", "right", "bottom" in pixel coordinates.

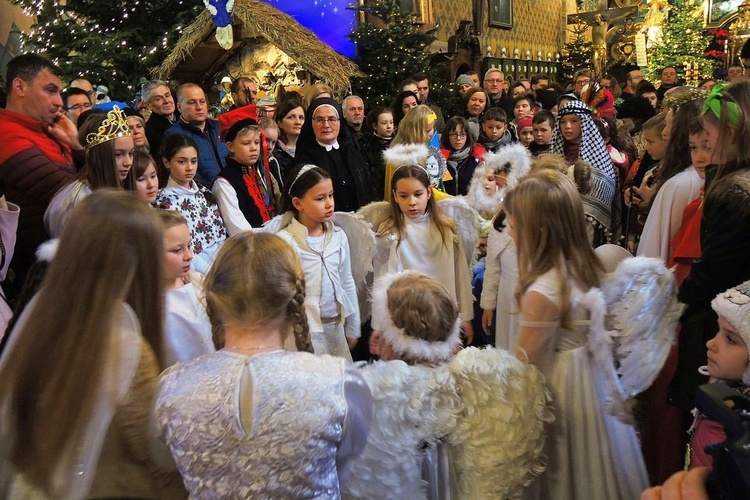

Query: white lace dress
[{"left": 522, "top": 269, "right": 648, "bottom": 500}]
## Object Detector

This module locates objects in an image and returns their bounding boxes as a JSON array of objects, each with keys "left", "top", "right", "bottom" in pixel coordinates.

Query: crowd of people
[{"left": 1, "top": 46, "right": 750, "bottom": 498}]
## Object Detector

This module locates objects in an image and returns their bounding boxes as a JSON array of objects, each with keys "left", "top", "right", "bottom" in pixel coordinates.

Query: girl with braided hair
[
  {"left": 153, "top": 232, "right": 372, "bottom": 498},
  {"left": 273, "top": 164, "right": 361, "bottom": 360}
]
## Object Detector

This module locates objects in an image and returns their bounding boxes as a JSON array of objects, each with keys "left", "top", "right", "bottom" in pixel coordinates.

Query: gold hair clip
[{"left": 85, "top": 106, "right": 132, "bottom": 151}]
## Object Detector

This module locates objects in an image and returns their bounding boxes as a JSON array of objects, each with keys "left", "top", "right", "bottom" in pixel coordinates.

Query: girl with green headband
[{"left": 669, "top": 79, "right": 750, "bottom": 416}]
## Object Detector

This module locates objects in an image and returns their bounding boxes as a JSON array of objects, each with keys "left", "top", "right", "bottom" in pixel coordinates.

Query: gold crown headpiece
[{"left": 85, "top": 105, "right": 132, "bottom": 151}]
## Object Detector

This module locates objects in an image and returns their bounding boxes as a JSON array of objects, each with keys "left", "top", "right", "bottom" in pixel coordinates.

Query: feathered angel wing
[
  {"left": 341, "top": 361, "right": 440, "bottom": 499},
  {"left": 437, "top": 197, "right": 480, "bottom": 267},
  {"left": 436, "top": 347, "right": 553, "bottom": 499},
  {"left": 357, "top": 201, "right": 392, "bottom": 234},
  {"left": 583, "top": 257, "right": 683, "bottom": 423},
  {"left": 260, "top": 211, "right": 294, "bottom": 234},
  {"left": 331, "top": 211, "right": 377, "bottom": 322}
]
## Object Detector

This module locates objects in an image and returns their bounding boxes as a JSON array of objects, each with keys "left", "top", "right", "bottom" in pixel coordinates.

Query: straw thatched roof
[{"left": 152, "top": 0, "right": 362, "bottom": 94}]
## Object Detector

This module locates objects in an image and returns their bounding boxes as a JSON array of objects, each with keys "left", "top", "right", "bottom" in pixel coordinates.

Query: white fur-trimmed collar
[
  {"left": 372, "top": 271, "right": 462, "bottom": 363},
  {"left": 36, "top": 239, "right": 59, "bottom": 262},
  {"left": 382, "top": 143, "right": 430, "bottom": 167}
]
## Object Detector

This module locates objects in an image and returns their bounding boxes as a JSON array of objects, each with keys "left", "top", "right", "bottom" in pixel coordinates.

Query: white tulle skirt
[{"left": 528, "top": 336, "right": 648, "bottom": 500}]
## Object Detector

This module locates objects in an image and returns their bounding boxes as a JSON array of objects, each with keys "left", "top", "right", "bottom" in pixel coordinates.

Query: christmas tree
[
  {"left": 645, "top": 0, "right": 711, "bottom": 82},
  {"left": 348, "top": 0, "right": 440, "bottom": 108},
  {"left": 12, "top": 0, "right": 202, "bottom": 100}
]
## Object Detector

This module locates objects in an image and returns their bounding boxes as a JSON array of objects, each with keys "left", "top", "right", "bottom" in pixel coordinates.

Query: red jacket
[{"left": 0, "top": 108, "right": 78, "bottom": 274}]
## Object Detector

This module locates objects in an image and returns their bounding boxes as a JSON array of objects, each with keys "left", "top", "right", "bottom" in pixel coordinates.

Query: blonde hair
[
  {"left": 530, "top": 153, "right": 592, "bottom": 194},
  {"left": 384, "top": 165, "right": 455, "bottom": 247},
  {"left": 701, "top": 79, "right": 750, "bottom": 184},
  {"left": 0, "top": 190, "right": 165, "bottom": 493},
  {"left": 259, "top": 116, "right": 278, "bottom": 133},
  {"left": 391, "top": 104, "right": 433, "bottom": 146},
  {"left": 504, "top": 170, "right": 603, "bottom": 327},
  {"left": 157, "top": 208, "right": 187, "bottom": 230},
  {"left": 387, "top": 274, "right": 459, "bottom": 345},
  {"left": 203, "top": 232, "right": 313, "bottom": 352},
  {"left": 302, "top": 83, "right": 334, "bottom": 110},
  {"left": 641, "top": 112, "right": 666, "bottom": 134}
]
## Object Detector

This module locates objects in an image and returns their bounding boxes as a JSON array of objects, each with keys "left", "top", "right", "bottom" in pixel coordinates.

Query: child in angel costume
[
  {"left": 505, "top": 169, "right": 683, "bottom": 499},
  {"left": 360, "top": 164, "right": 474, "bottom": 346},
  {"left": 263, "top": 164, "right": 373, "bottom": 360},
  {"left": 474, "top": 144, "right": 531, "bottom": 350},
  {"left": 153, "top": 232, "right": 372, "bottom": 498},
  {"left": 341, "top": 271, "right": 552, "bottom": 499}
]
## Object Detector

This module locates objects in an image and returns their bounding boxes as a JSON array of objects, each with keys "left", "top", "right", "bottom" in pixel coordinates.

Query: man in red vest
[{"left": 0, "top": 53, "right": 81, "bottom": 288}]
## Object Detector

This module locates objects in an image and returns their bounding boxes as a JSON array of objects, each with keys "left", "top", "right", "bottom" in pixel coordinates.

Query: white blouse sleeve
[{"left": 212, "top": 178, "right": 253, "bottom": 236}]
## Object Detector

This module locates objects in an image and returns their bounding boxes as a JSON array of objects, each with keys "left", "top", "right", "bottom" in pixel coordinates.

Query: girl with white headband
[{"left": 268, "top": 164, "right": 360, "bottom": 359}]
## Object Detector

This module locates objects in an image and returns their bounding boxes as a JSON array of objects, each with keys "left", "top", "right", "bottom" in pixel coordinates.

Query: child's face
[
  {"left": 533, "top": 121, "right": 553, "bottom": 145},
  {"left": 643, "top": 127, "right": 667, "bottom": 161},
  {"left": 375, "top": 112, "right": 394, "bottom": 138},
  {"left": 519, "top": 126, "right": 534, "bottom": 147},
  {"left": 484, "top": 172, "right": 497, "bottom": 194},
  {"left": 228, "top": 129, "right": 261, "bottom": 166},
  {"left": 706, "top": 317, "right": 749, "bottom": 381},
  {"left": 164, "top": 223, "right": 193, "bottom": 287},
  {"left": 163, "top": 146, "right": 198, "bottom": 188},
  {"left": 703, "top": 116, "right": 739, "bottom": 164},
  {"left": 426, "top": 121, "right": 436, "bottom": 141},
  {"left": 394, "top": 177, "right": 431, "bottom": 219},
  {"left": 642, "top": 92, "right": 658, "bottom": 109},
  {"left": 688, "top": 130, "right": 714, "bottom": 179},
  {"left": 482, "top": 119, "right": 506, "bottom": 141},
  {"left": 513, "top": 99, "right": 532, "bottom": 120},
  {"left": 293, "top": 178, "right": 334, "bottom": 227},
  {"left": 448, "top": 126, "right": 467, "bottom": 151},
  {"left": 262, "top": 127, "right": 278, "bottom": 153},
  {"left": 559, "top": 114, "right": 582, "bottom": 143},
  {"left": 114, "top": 136, "right": 135, "bottom": 181},
  {"left": 135, "top": 162, "right": 159, "bottom": 204}
]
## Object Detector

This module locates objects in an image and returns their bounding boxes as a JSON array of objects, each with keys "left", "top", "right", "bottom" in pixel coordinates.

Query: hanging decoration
[{"left": 203, "top": 0, "right": 234, "bottom": 49}]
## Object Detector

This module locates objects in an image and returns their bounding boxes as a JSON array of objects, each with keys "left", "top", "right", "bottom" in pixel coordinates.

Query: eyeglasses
[
  {"left": 313, "top": 117, "right": 339, "bottom": 124},
  {"left": 485, "top": 78, "right": 504, "bottom": 84},
  {"left": 66, "top": 102, "right": 93, "bottom": 111},
  {"left": 575, "top": 79, "right": 591, "bottom": 86},
  {"left": 449, "top": 132, "right": 467, "bottom": 138}
]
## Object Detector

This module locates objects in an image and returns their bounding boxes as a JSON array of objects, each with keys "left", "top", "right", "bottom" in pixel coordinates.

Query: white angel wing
[
  {"left": 357, "top": 201, "right": 392, "bottom": 234},
  {"left": 331, "top": 211, "right": 377, "bottom": 322},
  {"left": 436, "top": 347, "right": 552, "bottom": 499},
  {"left": 583, "top": 257, "right": 683, "bottom": 423},
  {"left": 341, "top": 361, "right": 441, "bottom": 499},
  {"left": 437, "top": 196, "right": 480, "bottom": 267},
  {"left": 260, "top": 211, "right": 294, "bottom": 234}
]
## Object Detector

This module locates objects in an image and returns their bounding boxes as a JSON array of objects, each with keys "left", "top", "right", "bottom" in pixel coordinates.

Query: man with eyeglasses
[
  {"left": 572, "top": 69, "right": 593, "bottom": 98},
  {"left": 62, "top": 87, "right": 92, "bottom": 125},
  {"left": 163, "top": 83, "right": 227, "bottom": 186},
  {"left": 142, "top": 79, "right": 180, "bottom": 157},
  {"left": 483, "top": 68, "right": 515, "bottom": 117}
]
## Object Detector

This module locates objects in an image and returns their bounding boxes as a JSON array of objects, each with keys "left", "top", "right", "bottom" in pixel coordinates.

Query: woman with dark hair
[
  {"left": 295, "top": 97, "right": 375, "bottom": 212},
  {"left": 391, "top": 90, "right": 419, "bottom": 131},
  {"left": 273, "top": 99, "right": 305, "bottom": 182}
]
